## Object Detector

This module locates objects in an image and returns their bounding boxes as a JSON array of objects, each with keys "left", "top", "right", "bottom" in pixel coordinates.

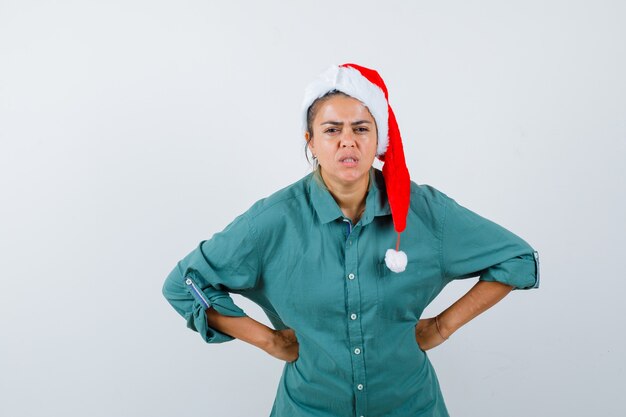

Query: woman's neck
[{"left": 320, "top": 168, "right": 370, "bottom": 224}]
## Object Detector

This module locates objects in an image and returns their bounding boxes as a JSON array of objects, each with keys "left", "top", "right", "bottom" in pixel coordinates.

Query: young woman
[{"left": 162, "top": 63, "right": 540, "bottom": 417}]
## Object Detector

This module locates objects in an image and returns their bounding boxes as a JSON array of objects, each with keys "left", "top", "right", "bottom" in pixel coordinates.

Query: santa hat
[{"left": 302, "top": 63, "right": 411, "bottom": 273}]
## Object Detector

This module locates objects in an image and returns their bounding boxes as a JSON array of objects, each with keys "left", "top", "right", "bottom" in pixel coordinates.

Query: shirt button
[
  {"left": 354, "top": 348, "right": 361, "bottom": 354},
  {"left": 348, "top": 240, "right": 352, "bottom": 245},
  {"left": 185, "top": 278, "right": 192, "bottom": 285},
  {"left": 357, "top": 384, "right": 364, "bottom": 390},
  {"left": 350, "top": 313, "right": 357, "bottom": 320},
  {"left": 348, "top": 273, "right": 355, "bottom": 280}
]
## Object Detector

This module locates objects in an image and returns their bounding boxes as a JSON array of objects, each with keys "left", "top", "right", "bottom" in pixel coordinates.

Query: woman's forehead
[{"left": 313, "top": 95, "right": 374, "bottom": 122}]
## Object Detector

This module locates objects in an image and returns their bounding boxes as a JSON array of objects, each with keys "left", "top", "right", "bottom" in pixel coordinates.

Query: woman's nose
[{"left": 339, "top": 131, "right": 356, "bottom": 147}]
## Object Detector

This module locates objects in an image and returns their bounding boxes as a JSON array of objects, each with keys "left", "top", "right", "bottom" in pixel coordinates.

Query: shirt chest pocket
[{"left": 376, "top": 261, "right": 442, "bottom": 321}]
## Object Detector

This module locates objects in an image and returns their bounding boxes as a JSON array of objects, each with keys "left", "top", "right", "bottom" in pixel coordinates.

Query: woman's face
[{"left": 306, "top": 95, "right": 378, "bottom": 188}]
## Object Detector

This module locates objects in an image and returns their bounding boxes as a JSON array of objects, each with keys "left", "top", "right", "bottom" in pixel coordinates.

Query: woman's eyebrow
[{"left": 320, "top": 120, "right": 373, "bottom": 126}]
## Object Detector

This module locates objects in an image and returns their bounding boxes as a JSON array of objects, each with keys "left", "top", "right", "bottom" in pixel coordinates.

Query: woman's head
[
  {"left": 302, "top": 65, "right": 390, "bottom": 159},
  {"left": 304, "top": 91, "right": 378, "bottom": 186}
]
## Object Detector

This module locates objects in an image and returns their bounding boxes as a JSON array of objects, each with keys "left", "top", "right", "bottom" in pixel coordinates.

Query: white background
[{"left": 1, "top": 1, "right": 624, "bottom": 416}]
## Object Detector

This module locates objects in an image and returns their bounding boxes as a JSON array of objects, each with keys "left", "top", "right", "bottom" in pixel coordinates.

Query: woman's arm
[
  {"left": 206, "top": 307, "right": 300, "bottom": 362},
  {"left": 415, "top": 280, "right": 513, "bottom": 350},
  {"left": 413, "top": 187, "right": 540, "bottom": 351}
]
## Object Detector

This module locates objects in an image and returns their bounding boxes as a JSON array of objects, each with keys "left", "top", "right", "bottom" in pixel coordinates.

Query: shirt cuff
[
  {"left": 530, "top": 250, "right": 540, "bottom": 289},
  {"left": 478, "top": 250, "right": 540, "bottom": 290},
  {"left": 184, "top": 275, "right": 248, "bottom": 343}
]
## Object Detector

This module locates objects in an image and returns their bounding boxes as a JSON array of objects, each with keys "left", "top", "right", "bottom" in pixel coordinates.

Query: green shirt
[{"left": 162, "top": 167, "right": 540, "bottom": 417}]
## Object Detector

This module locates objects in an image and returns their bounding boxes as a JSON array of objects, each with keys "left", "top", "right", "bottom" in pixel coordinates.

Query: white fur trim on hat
[{"left": 302, "top": 65, "right": 389, "bottom": 156}]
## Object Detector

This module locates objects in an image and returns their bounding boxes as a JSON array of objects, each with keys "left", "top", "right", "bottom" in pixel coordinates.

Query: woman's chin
[
  {"left": 336, "top": 168, "right": 368, "bottom": 184},
  {"left": 320, "top": 164, "right": 370, "bottom": 186}
]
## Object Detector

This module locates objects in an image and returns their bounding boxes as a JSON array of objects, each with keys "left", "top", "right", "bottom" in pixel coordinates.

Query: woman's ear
[{"left": 305, "top": 131, "right": 315, "bottom": 154}]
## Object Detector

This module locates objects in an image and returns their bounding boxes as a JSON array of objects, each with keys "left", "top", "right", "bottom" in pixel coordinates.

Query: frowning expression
[{"left": 306, "top": 95, "right": 378, "bottom": 187}]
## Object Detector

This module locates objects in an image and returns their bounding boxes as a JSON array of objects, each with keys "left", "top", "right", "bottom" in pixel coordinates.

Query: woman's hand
[
  {"left": 265, "top": 328, "right": 300, "bottom": 362},
  {"left": 415, "top": 317, "right": 448, "bottom": 351}
]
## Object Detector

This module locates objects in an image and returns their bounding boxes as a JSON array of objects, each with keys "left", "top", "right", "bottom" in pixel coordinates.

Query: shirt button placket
[{"left": 343, "top": 221, "right": 367, "bottom": 417}]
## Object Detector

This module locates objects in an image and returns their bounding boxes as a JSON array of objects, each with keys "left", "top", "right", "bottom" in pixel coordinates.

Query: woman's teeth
[{"left": 343, "top": 158, "right": 356, "bottom": 162}]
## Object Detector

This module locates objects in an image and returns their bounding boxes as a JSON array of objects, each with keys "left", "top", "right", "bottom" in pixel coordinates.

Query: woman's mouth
[{"left": 339, "top": 157, "right": 359, "bottom": 167}]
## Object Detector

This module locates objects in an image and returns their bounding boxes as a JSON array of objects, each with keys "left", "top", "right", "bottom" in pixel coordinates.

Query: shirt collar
[{"left": 308, "top": 166, "right": 391, "bottom": 225}]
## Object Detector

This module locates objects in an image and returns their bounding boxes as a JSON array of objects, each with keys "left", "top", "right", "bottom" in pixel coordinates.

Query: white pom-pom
[{"left": 385, "top": 249, "right": 408, "bottom": 273}]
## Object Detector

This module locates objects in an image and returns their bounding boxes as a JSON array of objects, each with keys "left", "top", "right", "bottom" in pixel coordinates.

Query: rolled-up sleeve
[
  {"left": 162, "top": 212, "right": 261, "bottom": 343},
  {"left": 438, "top": 190, "right": 540, "bottom": 290}
]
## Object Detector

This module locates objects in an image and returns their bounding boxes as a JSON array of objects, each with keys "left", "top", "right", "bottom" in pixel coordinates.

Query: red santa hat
[{"left": 302, "top": 63, "right": 411, "bottom": 273}]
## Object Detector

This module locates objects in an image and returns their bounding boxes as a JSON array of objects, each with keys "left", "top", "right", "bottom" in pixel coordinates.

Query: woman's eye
[
  {"left": 355, "top": 127, "right": 370, "bottom": 133},
  {"left": 324, "top": 128, "right": 340, "bottom": 134}
]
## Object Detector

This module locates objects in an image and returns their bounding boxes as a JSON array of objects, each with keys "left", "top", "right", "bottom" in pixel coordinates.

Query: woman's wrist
[
  {"left": 258, "top": 328, "right": 280, "bottom": 353},
  {"left": 434, "top": 315, "right": 449, "bottom": 340},
  {"left": 435, "top": 313, "right": 457, "bottom": 340}
]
